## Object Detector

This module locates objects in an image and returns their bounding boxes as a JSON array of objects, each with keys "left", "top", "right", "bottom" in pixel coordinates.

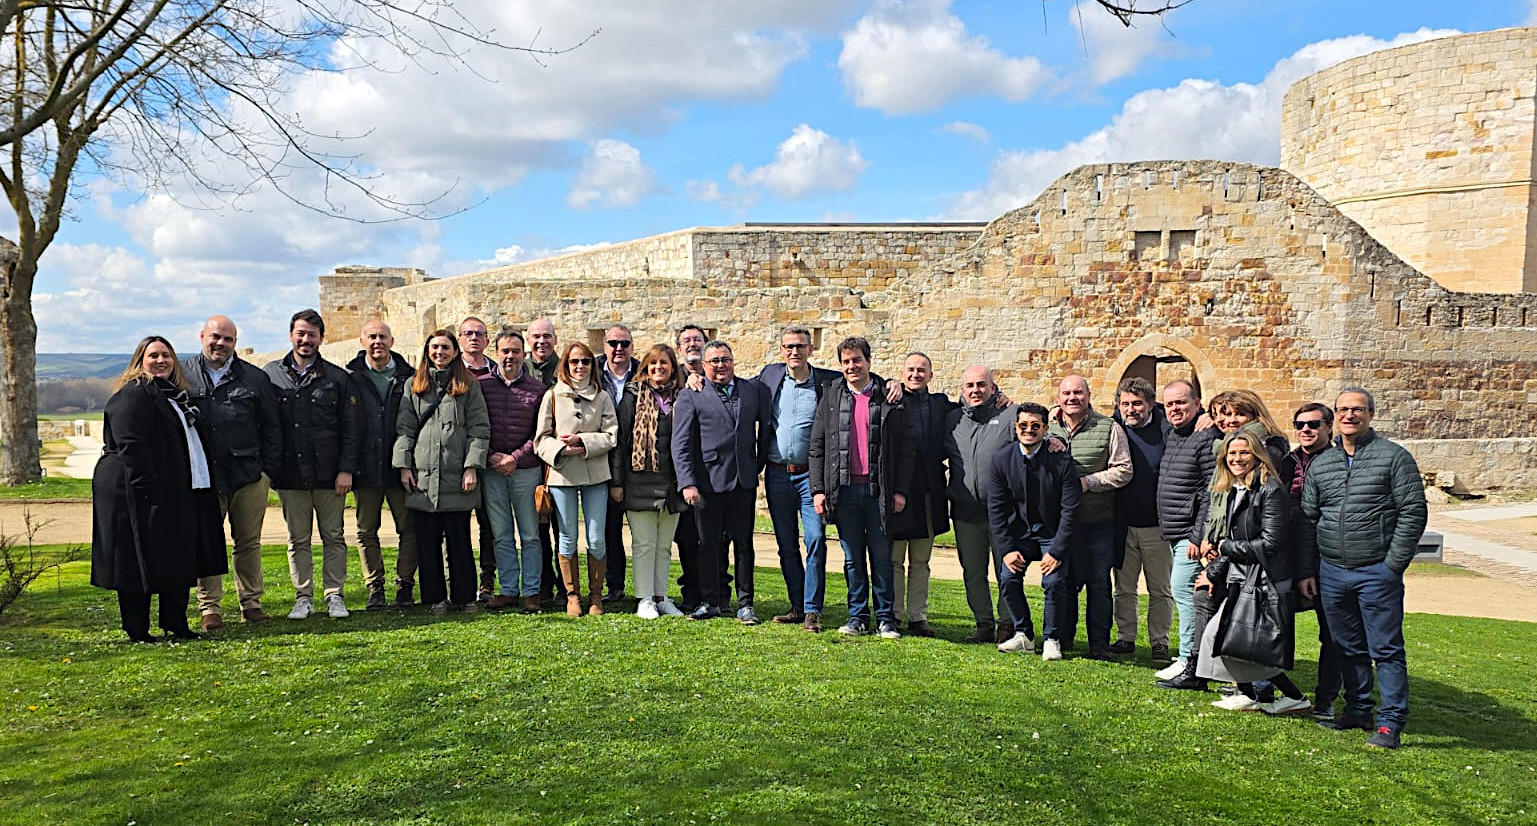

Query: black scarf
[{"left": 152, "top": 377, "right": 198, "bottom": 427}]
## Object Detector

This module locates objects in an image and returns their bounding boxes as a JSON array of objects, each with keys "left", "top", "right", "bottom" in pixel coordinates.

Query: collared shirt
[
  {"left": 770, "top": 368, "right": 818, "bottom": 465},
  {"left": 1018, "top": 441, "right": 1042, "bottom": 460},
  {"left": 461, "top": 355, "right": 494, "bottom": 378},
  {"left": 603, "top": 359, "right": 635, "bottom": 405},
  {"left": 203, "top": 359, "right": 233, "bottom": 387},
  {"left": 849, "top": 380, "right": 875, "bottom": 481}
]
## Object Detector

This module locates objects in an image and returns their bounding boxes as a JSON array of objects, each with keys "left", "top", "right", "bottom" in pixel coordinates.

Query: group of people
[{"left": 91, "top": 311, "right": 1427, "bottom": 750}]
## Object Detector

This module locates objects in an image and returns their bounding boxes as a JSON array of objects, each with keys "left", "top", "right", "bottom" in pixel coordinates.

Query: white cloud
[
  {"left": 945, "top": 27, "right": 1459, "bottom": 219},
  {"left": 838, "top": 0, "right": 1050, "bottom": 114},
  {"left": 1069, "top": 3, "right": 1179, "bottom": 84},
  {"left": 566, "top": 139, "right": 656, "bottom": 209},
  {"left": 685, "top": 179, "right": 724, "bottom": 203},
  {"left": 728, "top": 124, "right": 868, "bottom": 199},
  {"left": 939, "top": 121, "right": 990, "bottom": 143}
]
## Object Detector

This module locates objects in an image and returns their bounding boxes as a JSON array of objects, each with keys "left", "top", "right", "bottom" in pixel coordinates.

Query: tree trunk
[{"left": 0, "top": 239, "right": 41, "bottom": 485}]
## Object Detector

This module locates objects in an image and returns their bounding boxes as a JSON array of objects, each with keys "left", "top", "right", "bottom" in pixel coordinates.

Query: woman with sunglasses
[
  {"left": 395, "top": 329, "right": 491, "bottom": 615},
  {"left": 535, "top": 342, "right": 619, "bottom": 616},
  {"left": 613, "top": 344, "right": 688, "bottom": 619}
]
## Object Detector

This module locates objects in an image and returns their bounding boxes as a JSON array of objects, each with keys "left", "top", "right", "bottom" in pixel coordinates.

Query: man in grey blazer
[{"left": 672, "top": 340, "right": 772, "bottom": 622}]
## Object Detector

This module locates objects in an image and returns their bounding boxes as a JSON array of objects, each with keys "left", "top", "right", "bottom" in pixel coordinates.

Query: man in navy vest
[{"left": 1110, "top": 376, "right": 1173, "bottom": 664}]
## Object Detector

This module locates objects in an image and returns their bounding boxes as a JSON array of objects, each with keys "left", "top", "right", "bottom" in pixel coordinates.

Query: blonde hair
[
  {"left": 1212, "top": 429, "right": 1280, "bottom": 493},
  {"left": 114, "top": 336, "right": 188, "bottom": 391},
  {"left": 1209, "top": 389, "right": 1283, "bottom": 438}
]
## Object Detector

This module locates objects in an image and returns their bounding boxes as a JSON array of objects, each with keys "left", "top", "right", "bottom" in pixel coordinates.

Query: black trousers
[
  {"left": 475, "top": 501, "right": 495, "bottom": 591},
  {"left": 117, "top": 588, "right": 191, "bottom": 638},
  {"left": 417, "top": 510, "right": 476, "bottom": 606},
  {"left": 691, "top": 486, "right": 755, "bottom": 610},
  {"left": 539, "top": 517, "right": 564, "bottom": 599},
  {"left": 604, "top": 501, "right": 626, "bottom": 596}
]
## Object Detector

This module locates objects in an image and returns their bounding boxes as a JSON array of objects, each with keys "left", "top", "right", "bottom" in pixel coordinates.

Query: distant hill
[{"left": 37, "top": 353, "right": 130, "bottom": 381}]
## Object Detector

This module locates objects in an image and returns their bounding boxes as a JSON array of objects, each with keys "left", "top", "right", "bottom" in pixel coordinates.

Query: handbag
[{"left": 1213, "top": 560, "right": 1294, "bottom": 670}]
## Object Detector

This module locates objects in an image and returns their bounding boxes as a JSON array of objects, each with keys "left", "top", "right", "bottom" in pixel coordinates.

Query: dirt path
[{"left": 9, "top": 501, "right": 1533, "bottom": 623}]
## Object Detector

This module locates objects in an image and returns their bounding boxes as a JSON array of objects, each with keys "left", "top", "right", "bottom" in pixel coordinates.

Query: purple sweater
[{"left": 478, "top": 370, "right": 548, "bottom": 468}]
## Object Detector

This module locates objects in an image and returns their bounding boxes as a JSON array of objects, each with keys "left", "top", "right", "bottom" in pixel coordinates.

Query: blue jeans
[
  {"left": 551, "top": 484, "right": 608, "bottom": 560},
  {"left": 1171, "top": 539, "right": 1202, "bottom": 660},
  {"left": 765, "top": 464, "right": 826, "bottom": 614},
  {"left": 998, "top": 540, "right": 1063, "bottom": 641},
  {"left": 1319, "top": 559, "right": 1409, "bottom": 731},
  {"left": 482, "top": 465, "right": 543, "bottom": 596},
  {"left": 1062, "top": 519, "right": 1114, "bottom": 649},
  {"left": 834, "top": 484, "right": 896, "bottom": 626}
]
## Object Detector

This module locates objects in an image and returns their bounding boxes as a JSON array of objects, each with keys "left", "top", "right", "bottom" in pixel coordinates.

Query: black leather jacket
[{"left": 181, "top": 355, "right": 282, "bottom": 497}]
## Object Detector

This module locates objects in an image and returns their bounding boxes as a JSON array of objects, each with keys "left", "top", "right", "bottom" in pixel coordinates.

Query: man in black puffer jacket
[
  {"left": 1155, "top": 379, "right": 1219, "bottom": 674},
  {"left": 346, "top": 320, "right": 416, "bottom": 610},
  {"left": 1300, "top": 387, "right": 1427, "bottom": 750}
]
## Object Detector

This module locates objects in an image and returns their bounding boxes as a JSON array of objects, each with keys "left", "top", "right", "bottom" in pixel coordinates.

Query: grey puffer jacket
[
  {"left": 1300, "top": 429, "right": 1427, "bottom": 573},
  {"left": 1158, "top": 418, "right": 1220, "bottom": 545},
  {"left": 943, "top": 397, "right": 1018, "bottom": 524},
  {"left": 393, "top": 370, "right": 491, "bottom": 513}
]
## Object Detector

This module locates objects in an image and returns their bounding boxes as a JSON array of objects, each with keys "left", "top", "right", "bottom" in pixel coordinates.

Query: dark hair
[
  {"left": 556, "top": 341, "right": 598, "bottom": 387},
  {"left": 290, "top": 308, "right": 325, "bottom": 336},
  {"left": 836, "top": 336, "right": 871, "bottom": 361},
  {"left": 115, "top": 336, "right": 187, "bottom": 391},
  {"left": 1293, "top": 401, "right": 1334, "bottom": 425},
  {"left": 1116, "top": 376, "right": 1156, "bottom": 403},
  {"left": 676, "top": 324, "right": 706, "bottom": 344},
  {"left": 1017, "top": 402, "right": 1050, "bottom": 422},
  {"left": 495, "top": 329, "right": 525, "bottom": 348},
  {"left": 411, "top": 329, "right": 475, "bottom": 396}
]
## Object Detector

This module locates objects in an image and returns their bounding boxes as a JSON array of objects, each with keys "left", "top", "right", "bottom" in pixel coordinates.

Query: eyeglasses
[
  {"left": 606, "top": 340, "right": 632, "bottom": 348},
  {"left": 1334, "top": 406, "right": 1369, "bottom": 415},
  {"left": 1293, "top": 419, "right": 1325, "bottom": 430},
  {"left": 1015, "top": 421, "right": 1045, "bottom": 432},
  {"left": 459, "top": 330, "right": 487, "bottom": 338},
  {"left": 706, "top": 357, "right": 734, "bottom": 365},
  {"left": 568, "top": 357, "right": 594, "bottom": 366},
  {"left": 781, "top": 342, "right": 809, "bottom": 351}
]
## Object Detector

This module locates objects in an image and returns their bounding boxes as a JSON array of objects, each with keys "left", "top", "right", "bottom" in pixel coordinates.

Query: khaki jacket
[{"left": 534, "top": 380, "right": 619, "bottom": 487}]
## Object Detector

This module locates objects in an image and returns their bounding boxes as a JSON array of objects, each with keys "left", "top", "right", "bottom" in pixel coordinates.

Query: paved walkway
[
  {"left": 1429, "top": 502, "right": 1537, "bottom": 589},
  {"left": 56, "top": 435, "right": 103, "bottom": 479}
]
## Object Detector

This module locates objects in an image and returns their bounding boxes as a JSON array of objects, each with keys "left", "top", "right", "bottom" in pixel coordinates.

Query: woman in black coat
[{"left": 91, "top": 336, "right": 226, "bottom": 643}]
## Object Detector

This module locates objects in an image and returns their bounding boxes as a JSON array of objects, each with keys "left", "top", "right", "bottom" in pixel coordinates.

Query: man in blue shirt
[{"left": 754, "top": 325, "right": 839, "bottom": 632}]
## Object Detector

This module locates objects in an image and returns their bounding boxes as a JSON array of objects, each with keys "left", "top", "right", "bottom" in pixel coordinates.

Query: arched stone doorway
[{"left": 1106, "top": 334, "right": 1216, "bottom": 402}]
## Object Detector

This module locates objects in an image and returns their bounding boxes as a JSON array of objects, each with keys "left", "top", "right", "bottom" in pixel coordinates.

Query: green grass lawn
[
  {"left": 2, "top": 546, "right": 1534, "bottom": 826},
  {"left": 0, "top": 477, "right": 92, "bottom": 500}
]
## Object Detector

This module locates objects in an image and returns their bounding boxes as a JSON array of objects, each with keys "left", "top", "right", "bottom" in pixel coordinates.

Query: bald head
[
  {"left": 1057, "top": 374, "right": 1091, "bottom": 421},
  {"left": 961, "top": 365, "right": 996, "bottom": 407},
  {"left": 200, "top": 315, "right": 238, "bottom": 368},
  {"left": 360, "top": 319, "right": 395, "bottom": 369},
  {"left": 528, "top": 318, "right": 557, "bottom": 362}
]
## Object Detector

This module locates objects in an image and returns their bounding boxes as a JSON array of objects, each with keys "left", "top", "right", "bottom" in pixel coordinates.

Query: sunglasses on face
[
  {"left": 460, "top": 330, "right": 487, "bottom": 338},
  {"left": 1016, "top": 421, "right": 1045, "bottom": 432},
  {"left": 568, "top": 358, "right": 594, "bottom": 366},
  {"left": 1294, "top": 419, "right": 1325, "bottom": 430},
  {"left": 606, "top": 340, "right": 632, "bottom": 348}
]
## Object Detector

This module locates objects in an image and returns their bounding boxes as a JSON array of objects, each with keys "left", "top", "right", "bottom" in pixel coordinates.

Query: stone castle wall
[
  {"left": 1281, "top": 28, "right": 1537, "bottom": 293},
  {"left": 317, "top": 266, "right": 428, "bottom": 345}
]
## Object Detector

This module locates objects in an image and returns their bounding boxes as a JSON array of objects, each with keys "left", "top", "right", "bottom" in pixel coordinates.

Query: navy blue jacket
[
  {"left": 987, "top": 442, "right": 1082, "bottom": 563},
  {"left": 671, "top": 378, "right": 772, "bottom": 495},
  {"left": 753, "top": 362, "right": 840, "bottom": 456}
]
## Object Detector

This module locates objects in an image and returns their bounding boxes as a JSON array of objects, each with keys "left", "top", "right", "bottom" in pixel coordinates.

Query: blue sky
[{"left": 27, "top": 0, "right": 1535, "bottom": 354}]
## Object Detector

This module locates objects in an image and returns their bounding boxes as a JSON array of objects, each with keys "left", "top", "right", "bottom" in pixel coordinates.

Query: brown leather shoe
[
  {"left": 239, "top": 607, "right": 271, "bottom": 624},
  {"left": 995, "top": 621, "right": 1016, "bottom": 644},
  {"left": 907, "top": 619, "right": 936, "bottom": 638},
  {"left": 200, "top": 613, "right": 224, "bottom": 631},
  {"left": 487, "top": 594, "right": 518, "bottom": 609},
  {"left": 521, "top": 596, "right": 541, "bottom": 614},
  {"left": 773, "top": 610, "right": 805, "bottom": 624},
  {"left": 963, "top": 622, "right": 995, "bottom": 644},
  {"left": 803, "top": 611, "right": 822, "bottom": 633}
]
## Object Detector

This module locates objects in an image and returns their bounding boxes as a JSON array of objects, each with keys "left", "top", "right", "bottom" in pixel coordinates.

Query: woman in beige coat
[{"left": 535, "top": 342, "right": 619, "bottom": 616}]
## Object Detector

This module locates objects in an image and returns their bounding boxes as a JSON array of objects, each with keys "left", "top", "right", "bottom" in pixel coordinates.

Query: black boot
[{"left": 1156, "top": 654, "right": 1208, "bottom": 691}]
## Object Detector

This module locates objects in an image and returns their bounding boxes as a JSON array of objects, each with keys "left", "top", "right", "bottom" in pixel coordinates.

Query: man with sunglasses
[
  {"left": 458, "top": 317, "right": 498, "bottom": 600},
  {"left": 598, "top": 324, "right": 640, "bottom": 602},
  {"left": 989, "top": 403, "right": 1081, "bottom": 657},
  {"left": 1280, "top": 402, "right": 1341, "bottom": 719},
  {"left": 1300, "top": 387, "right": 1426, "bottom": 750}
]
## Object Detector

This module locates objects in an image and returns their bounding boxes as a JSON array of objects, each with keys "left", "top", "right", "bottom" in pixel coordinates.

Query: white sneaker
[
  {"left": 1212, "top": 693, "right": 1262, "bottom": 712},
  {"left": 325, "top": 594, "right": 349, "bottom": 618},
  {"left": 998, "top": 632, "right": 1035, "bottom": 654},
  {"left": 656, "top": 598, "right": 685, "bottom": 618},
  {"left": 636, "top": 600, "right": 660, "bottom": 620},
  {"left": 1155, "top": 659, "right": 1187, "bottom": 680},
  {"left": 1041, "top": 639, "right": 1063, "bottom": 661},
  {"left": 287, "top": 596, "right": 313, "bottom": 620},
  {"left": 1260, "top": 696, "right": 1313, "bottom": 716}
]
